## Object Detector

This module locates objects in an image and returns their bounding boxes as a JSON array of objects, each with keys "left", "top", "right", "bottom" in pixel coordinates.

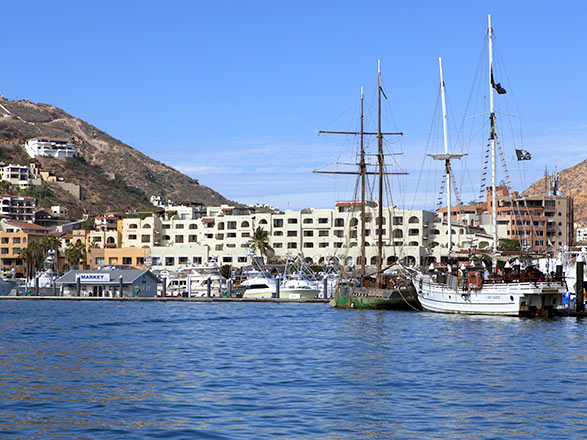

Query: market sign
[{"left": 76, "top": 273, "right": 111, "bottom": 283}]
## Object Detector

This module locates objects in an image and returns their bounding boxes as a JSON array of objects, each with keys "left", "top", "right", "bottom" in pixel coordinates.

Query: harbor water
[{"left": 0, "top": 301, "right": 586, "bottom": 439}]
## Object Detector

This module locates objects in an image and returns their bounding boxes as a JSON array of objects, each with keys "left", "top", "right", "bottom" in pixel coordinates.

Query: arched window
[
  {"left": 392, "top": 229, "right": 403, "bottom": 239},
  {"left": 189, "top": 224, "right": 197, "bottom": 230},
  {"left": 350, "top": 218, "right": 359, "bottom": 227},
  {"left": 241, "top": 221, "right": 250, "bottom": 228},
  {"left": 259, "top": 219, "right": 268, "bottom": 225},
  {"left": 129, "top": 223, "right": 138, "bottom": 229},
  {"left": 407, "top": 241, "right": 419, "bottom": 246},
  {"left": 143, "top": 224, "right": 151, "bottom": 229},
  {"left": 370, "top": 256, "right": 378, "bottom": 265},
  {"left": 408, "top": 216, "right": 419, "bottom": 223},
  {"left": 386, "top": 256, "right": 398, "bottom": 264}
]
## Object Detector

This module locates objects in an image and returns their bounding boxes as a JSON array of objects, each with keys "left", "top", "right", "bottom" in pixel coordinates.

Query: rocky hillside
[
  {"left": 0, "top": 97, "right": 233, "bottom": 215},
  {"left": 525, "top": 159, "right": 587, "bottom": 228}
]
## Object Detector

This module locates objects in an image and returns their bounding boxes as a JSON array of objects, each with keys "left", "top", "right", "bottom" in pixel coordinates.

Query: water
[{"left": 0, "top": 301, "right": 586, "bottom": 439}]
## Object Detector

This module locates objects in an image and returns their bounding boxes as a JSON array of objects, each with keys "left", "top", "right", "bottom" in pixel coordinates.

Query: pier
[{"left": 0, "top": 295, "right": 329, "bottom": 303}]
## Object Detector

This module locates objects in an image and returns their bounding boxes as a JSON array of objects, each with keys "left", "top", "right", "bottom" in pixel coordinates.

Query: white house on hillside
[{"left": 25, "top": 137, "right": 77, "bottom": 159}]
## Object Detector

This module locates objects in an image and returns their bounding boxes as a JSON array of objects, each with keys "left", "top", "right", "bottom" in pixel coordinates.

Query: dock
[{"left": 0, "top": 296, "right": 330, "bottom": 303}]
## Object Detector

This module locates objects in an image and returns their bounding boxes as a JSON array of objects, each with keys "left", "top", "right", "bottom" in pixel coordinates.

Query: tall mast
[
  {"left": 429, "top": 58, "right": 466, "bottom": 258},
  {"left": 377, "top": 60, "right": 384, "bottom": 287},
  {"left": 439, "top": 57, "right": 452, "bottom": 255},
  {"left": 359, "top": 87, "right": 366, "bottom": 286},
  {"left": 488, "top": 14, "right": 498, "bottom": 259}
]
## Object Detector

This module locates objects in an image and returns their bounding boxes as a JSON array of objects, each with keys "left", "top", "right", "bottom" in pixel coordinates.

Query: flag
[
  {"left": 515, "top": 149, "right": 531, "bottom": 160},
  {"left": 490, "top": 68, "right": 507, "bottom": 95}
]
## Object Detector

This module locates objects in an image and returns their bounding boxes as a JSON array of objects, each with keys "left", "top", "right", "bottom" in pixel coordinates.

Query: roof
[
  {"left": 56, "top": 269, "right": 161, "bottom": 285},
  {"left": 7, "top": 221, "right": 51, "bottom": 231},
  {"left": 28, "top": 137, "right": 74, "bottom": 142}
]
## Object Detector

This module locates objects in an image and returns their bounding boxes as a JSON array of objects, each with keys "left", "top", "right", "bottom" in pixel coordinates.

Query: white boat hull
[{"left": 413, "top": 274, "right": 564, "bottom": 316}]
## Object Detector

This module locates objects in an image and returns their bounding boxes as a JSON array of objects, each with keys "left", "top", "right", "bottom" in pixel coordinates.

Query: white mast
[
  {"left": 429, "top": 58, "right": 465, "bottom": 258},
  {"left": 488, "top": 14, "right": 498, "bottom": 259},
  {"left": 439, "top": 57, "right": 452, "bottom": 255}
]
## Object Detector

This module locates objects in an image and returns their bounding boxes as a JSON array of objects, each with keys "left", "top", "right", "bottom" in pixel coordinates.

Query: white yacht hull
[{"left": 413, "top": 273, "right": 564, "bottom": 316}]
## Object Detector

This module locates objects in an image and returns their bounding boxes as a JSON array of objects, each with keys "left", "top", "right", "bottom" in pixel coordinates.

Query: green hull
[{"left": 331, "top": 286, "right": 420, "bottom": 310}]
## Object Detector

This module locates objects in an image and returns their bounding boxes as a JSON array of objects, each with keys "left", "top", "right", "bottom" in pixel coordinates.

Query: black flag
[
  {"left": 515, "top": 149, "right": 531, "bottom": 160},
  {"left": 491, "top": 68, "right": 507, "bottom": 95}
]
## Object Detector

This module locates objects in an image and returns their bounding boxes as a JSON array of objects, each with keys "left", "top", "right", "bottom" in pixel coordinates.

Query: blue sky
[{"left": 2, "top": 1, "right": 586, "bottom": 210}]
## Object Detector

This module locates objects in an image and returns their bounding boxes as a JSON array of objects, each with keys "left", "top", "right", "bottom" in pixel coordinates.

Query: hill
[
  {"left": 524, "top": 159, "right": 587, "bottom": 228},
  {"left": 0, "top": 97, "right": 233, "bottom": 215}
]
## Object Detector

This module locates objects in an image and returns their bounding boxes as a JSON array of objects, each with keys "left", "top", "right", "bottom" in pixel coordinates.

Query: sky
[{"left": 2, "top": 1, "right": 586, "bottom": 211}]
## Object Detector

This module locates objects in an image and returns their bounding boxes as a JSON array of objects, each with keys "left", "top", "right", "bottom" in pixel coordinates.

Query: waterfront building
[
  {"left": 439, "top": 186, "right": 573, "bottom": 251},
  {"left": 0, "top": 220, "right": 52, "bottom": 277},
  {"left": 87, "top": 246, "right": 150, "bottom": 270},
  {"left": 0, "top": 195, "right": 36, "bottom": 222},
  {"left": 118, "top": 201, "right": 491, "bottom": 269},
  {"left": 56, "top": 269, "right": 160, "bottom": 297},
  {"left": 25, "top": 137, "right": 77, "bottom": 159}
]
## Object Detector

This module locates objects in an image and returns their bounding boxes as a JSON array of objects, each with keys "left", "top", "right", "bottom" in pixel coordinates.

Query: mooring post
[
  {"left": 275, "top": 276, "right": 280, "bottom": 299},
  {"left": 162, "top": 277, "right": 167, "bottom": 297},
  {"left": 119, "top": 275, "right": 124, "bottom": 298},
  {"left": 76, "top": 276, "right": 81, "bottom": 297},
  {"left": 34, "top": 276, "right": 39, "bottom": 296},
  {"left": 576, "top": 256, "right": 585, "bottom": 313},
  {"left": 323, "top": 277, "right": 328, "bottom": 299},
  {"left": 186, "top": 277, "right": 191, "bottom": 298},
  {"left": 227, "top": 279, "right": 232, "bottom": 297},
  {"left": 207, "top": 277, "right": 211, "bottom": 297}
]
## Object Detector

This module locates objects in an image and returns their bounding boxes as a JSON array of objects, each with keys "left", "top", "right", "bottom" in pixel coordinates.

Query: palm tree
[
  {"left": 251, "top": 226, "right": 273, "bottom": 261},
  {"left": 65, "top": 240, "right": 87, "bottom": 270},
  {"left": 21, "top": 241, "right": 43, "bottom": 280}
]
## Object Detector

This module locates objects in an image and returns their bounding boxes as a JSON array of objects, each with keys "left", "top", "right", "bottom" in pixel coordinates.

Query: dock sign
[{"left": 76, "top": 273, "right": 111, "bottom": 283}]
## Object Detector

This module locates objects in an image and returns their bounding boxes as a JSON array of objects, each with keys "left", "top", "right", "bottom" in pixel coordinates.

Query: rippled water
[{"left": 0, "top": 301, "right": 586, "bottom": 439}]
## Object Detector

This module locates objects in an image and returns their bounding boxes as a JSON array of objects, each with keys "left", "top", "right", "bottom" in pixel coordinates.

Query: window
[
  {"left": 304, "top": 242, "right": 314, "bottom": 248},
  {"left": 334, "top": 230, "right": 344, "bottom": 238},
  {"left": 176, "top": 224, "right": 184, "bottom": 229},
  {"left": 408, "top": 216, "right": 419, "bottom": 223},
  {"left": 334, "top": 218, "right": 344, "bottom": 227},
  {"left": 259, "top": 219, "right": 268, "bottom": 225},
  {"left": 227, "top": 221, "right": 237, "bottom": 229},
  {"left": 136, "top": 257, "right": 145, "bottom": 265},
  {"left": 129, "top": 223, "right": 138, "bottom": 229},
  {"left": 1, "top": 238, "right": 8, "bottom": 244},
  {"left": 350, "top": 218, "right": 359, "bottom": 227},
  {"left": 319, "top": 242, "right": 329, "bottom": 248},
  {"left": 274, "top": 231, "right": 283, "bottom": 236},
  {"left": 241, "top": 221, "right": 250, "bottom": 228},
  {"left": 165, "top": 257, "right": 175, "bottom": 266},
  {"left": 288, "top": 218, "right": 298, "bottom": 224},
  {"left": 141, "top": 235, "right": 150, "bottom": 243},
  {"left": 193, "top": 257, "right": 202, "bottom": 264},
  {"left": 13, "top": 237, "right": 20, "bottom": 244},
  {"left": 122, "top": 257, "right": 132, "bottom": 265},
  {"left": 143, "top": 224, "right": 151, "bottom": 229},
  {"left": 274, "top": 219, "right": 284, "bottom": 227},
  {"left": 189, "top": 235, "right": 198, "bottom": 243},
  {"left": 303, "top": 230, "right": 314, "bottom": 237},
  {"left": 189, "top": 224, "right": 197, "bottom": 230},
  {"left": 318, "top": 230, "right": 328, "bottom": 237},
  {"left": 318, "top": 218, "right": 328, "bottom": 224},
  {"left": 227, "top": 232, "right": 237, "bottom": 238},
  {"left": 109, "top": 257, "right": 118, "bottom": 264},
  {"left": 93, "top": 236, "right": 102, "bottom": 242},
  {"left": 408, "top": 229, "right": 419, "bottom": 236},
  {"left": 95, "top": 257, "right": 104, "bottom": 265},
  {"left": 287, "top": 242, "right": 297, "bottom": 249},
  {"left": 162, "top": 224, "right": 170, "bottom": 229},
  {"left": 128, "top": 234, "right": 137, "bottom": 240},
  {"left": 175, "top": 235, "right": 184, "bottom": 243},
  {"left": 223, "top": 256, "right": 233, "bottom": 263},
  {"left": 392, "top": 217, "right": 401, "bottom": 225},
  {"left": 273, "top": 243, "right": 283, "bottom": 248},
  {"left": 178, "top": 257, "right": 189, "bottom": 264},
  {"left": 287, "top": 231, "right": 297, "bottom": 237},
  {"left": 303, "top": 218, "right": 313, "bottom": 224},
  {"left": 241, "top": 232, "right": 250, "bottom": 238}
]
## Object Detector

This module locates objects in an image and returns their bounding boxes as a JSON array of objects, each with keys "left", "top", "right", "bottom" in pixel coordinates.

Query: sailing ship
[
  {"left": 316, "top": 61, "right": 420, "bottom": 310},
  {"left": 410, "top": 15, "right": 565, "bottom": 317}
]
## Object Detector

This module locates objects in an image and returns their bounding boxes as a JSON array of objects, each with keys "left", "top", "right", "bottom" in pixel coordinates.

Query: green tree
[
  {"left": 220, "top": 264, "right": 232, "bottom": 279},
  {"left": 251, "top": 226, "right": 273, "bottom": 260},
  {"left": 0, "top": 180, "right": 12, "bottom": 192},
  {"left": 21, "top": 241, "right": 44, "bottom": 280},
  {"left": 498, "top": 239, "right": 521, "bottom": 252},
  {"left": 65, "top": 241, "right": 87, "bottom": 270}
]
